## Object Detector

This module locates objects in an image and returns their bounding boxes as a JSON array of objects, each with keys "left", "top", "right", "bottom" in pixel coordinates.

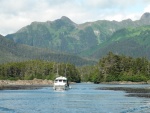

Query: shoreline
[
  {"left": 0, "top": 80, "right": 150, "bottom": 90},
  {"left": 96, "top": 87, "right": 150, "bottom": 98},
  {"left": 101, "top": 81, "right": 149, "bottom": 85},
  {"left": 0, "top": 85, "right": 51, "bottom": 90},
  {"left": 0, "top": 79, "right": 53, "bottom": 90}
]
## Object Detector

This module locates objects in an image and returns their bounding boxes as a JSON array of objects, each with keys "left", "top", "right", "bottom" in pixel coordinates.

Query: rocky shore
[
  {"left": 101, "top": 81, "right": 148, "bottom": 84},
  {"left": 0, "top": 79, "right": 53, "bottom": 90},
  {"left": 97, "top": 87, "right": 150, "bottom": 98}
]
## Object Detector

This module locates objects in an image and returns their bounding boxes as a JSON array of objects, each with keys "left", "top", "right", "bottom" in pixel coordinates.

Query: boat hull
[{"left": 53, "top": 85, "right": 69, "bottom": 91}]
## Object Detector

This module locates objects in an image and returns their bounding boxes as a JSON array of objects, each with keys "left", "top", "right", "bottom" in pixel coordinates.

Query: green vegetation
[
  {"left": 2, "top": 13, "right": 150, "bottom": 83},
  {"left": 88, "top": 25, "right": 150, "bottom": 60},
  {"left": 6, "top": 13, "right": 150, "bottom": 58},
  {"left": 6, "top": 17, "right": 98, "bottom": 54},
  {"left": 0, "top": 60, "right": 81, "bottom": 82},
  {"left": 0, "top": 35, "right": 96, "bottom": 66},
  {"left": 1, "top": 53, "right": 150, "bottom": 83},
  {"left": 79, "top": 52, "right": 150, "bottom": 83}
]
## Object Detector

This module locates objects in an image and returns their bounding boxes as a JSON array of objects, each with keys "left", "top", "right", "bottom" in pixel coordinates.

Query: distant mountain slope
[
  {"left": 89, "top": 25, "right": 150, "bottom": 59},
  {"left": 6, "top": 16, "right": 97, "bottom": 54},
  {"left": 0, "top": 34, "right": 29, "bottom": 62},
  {"left": 0, "top": 35, "right": 96, "bottom": 66},
  {"left": 6, "top": 13, "right": 150, "bottom": 55}
]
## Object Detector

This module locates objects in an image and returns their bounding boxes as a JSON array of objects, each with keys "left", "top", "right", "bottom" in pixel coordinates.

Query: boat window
[
  {"left": 55, "top": 80, "right": 58, "bottom": 83},
  {"left": 63, "top": 80, "right": 66, "bottom": 83},
  {"left": 59, "top": 80, "right": 62, "bottom": 82}
]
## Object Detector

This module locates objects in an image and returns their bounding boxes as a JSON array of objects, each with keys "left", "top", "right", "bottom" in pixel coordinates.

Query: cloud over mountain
[{"left": 0, "top": 0, "right": 150, "bottom": 35}]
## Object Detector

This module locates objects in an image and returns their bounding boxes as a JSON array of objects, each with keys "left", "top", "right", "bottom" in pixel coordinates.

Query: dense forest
[
  {"left": 0, "top": 52, "right": 150, "bottom": 83},
  {"left": 0, "top": 60, "right": 81, "bottom": 83},
  {"left": 80, "top": 52, "right": 150, "bottom": 83}
]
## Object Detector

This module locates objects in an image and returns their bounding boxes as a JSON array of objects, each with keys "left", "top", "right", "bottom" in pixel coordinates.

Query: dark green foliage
[
  {"left": 89, "top": 25, "right": 150, "bottom": 60},
  {"left": 0, "top": 60, "right": 81, "bottom": 82},
  {"left": 0, "top": 35, "right": 96, "bottom": 66},
  {"left": 6, "top": 17, "right": 98, "bottom": 54},
  {"left": 80, "top": 52, "right": 150, "bottom": 83},
  {"left": 1, "top": 53, "right": 150, "bottom": 83}
]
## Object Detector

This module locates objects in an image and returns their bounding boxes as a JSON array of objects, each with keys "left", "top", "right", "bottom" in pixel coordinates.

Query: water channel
[{"left": 0, "top": 83, "right": 150, "bottom": 113}]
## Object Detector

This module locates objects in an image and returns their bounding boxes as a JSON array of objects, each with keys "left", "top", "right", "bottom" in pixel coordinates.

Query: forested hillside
[
  {"left": 6, "top": 16, "right": 98, "bottom": 54},
  {"left": 6, "top": 13, "right": 150, "bottom": 58},
  {"left": 88, "top": 25, "right": 150, "bottom": 59},
  {"left": 2, "top": 13, "right": 150, "bottom": 66},
  {"left": 0, "top": 35, "right": 96, "bottom": 66}
]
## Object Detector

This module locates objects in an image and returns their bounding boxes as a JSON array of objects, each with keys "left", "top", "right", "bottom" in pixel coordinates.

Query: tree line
[
  {"left": 1, "top": 52, "right": 150, "bottom": 83},
  {"left": 79, "top": 52, "right": 150, "bottom": 83},
  {"left": 0, "top": 60, "right": 81, "bottom": 82}
]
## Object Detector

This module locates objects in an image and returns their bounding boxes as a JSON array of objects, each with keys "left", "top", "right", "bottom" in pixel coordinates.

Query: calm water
[{"left": 0, "top": 83, "right": 150, "bottom": 113}]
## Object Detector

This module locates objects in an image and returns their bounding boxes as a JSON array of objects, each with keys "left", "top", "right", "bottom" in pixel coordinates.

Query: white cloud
[
  {"left": 144, "top": 5, "right": 150, "bottom": 12},
  {"left": 0, "top": 0, "right": 149, "bottom": 35},
  {"left": 85, "top": 0, "right": 138, "bottom": 9},
  {"left": 0, "top": 13, "right": 31, "bottom": 35}
]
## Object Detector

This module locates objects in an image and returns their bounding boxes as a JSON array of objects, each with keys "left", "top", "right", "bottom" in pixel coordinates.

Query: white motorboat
[{"left": 53, "top": 76, "right": 70, "bottom": 90}]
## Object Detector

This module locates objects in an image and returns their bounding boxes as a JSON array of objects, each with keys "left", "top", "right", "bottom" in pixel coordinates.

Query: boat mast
[
  {"left": 64, "top": 64, "right": 67, "bottom": 77},
  {"left": 56, "top": 63, "right": 59, "bottom": 77}
]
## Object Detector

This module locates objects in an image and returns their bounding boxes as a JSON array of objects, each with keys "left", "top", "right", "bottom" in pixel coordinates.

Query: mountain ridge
[{"left": 5, "top": 12, "right": 150, "bottom": 60}]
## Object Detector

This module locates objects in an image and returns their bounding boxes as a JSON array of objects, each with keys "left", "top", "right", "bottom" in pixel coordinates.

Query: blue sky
[{"left": 0, "top": 0, "right": 150, "bottom": 35}]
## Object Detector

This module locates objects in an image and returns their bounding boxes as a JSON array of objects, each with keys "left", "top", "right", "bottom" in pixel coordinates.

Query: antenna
[
  {"left": 56, "top": 63, "right": 59, "bottom": 77},
  {"left": 64, "top": 64, "right": 67, "bottom": 77}
]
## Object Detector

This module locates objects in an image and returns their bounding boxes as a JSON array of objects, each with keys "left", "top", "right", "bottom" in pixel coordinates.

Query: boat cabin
[{"left": 53, "top": 76, "right": 69, "bottom": 90}]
